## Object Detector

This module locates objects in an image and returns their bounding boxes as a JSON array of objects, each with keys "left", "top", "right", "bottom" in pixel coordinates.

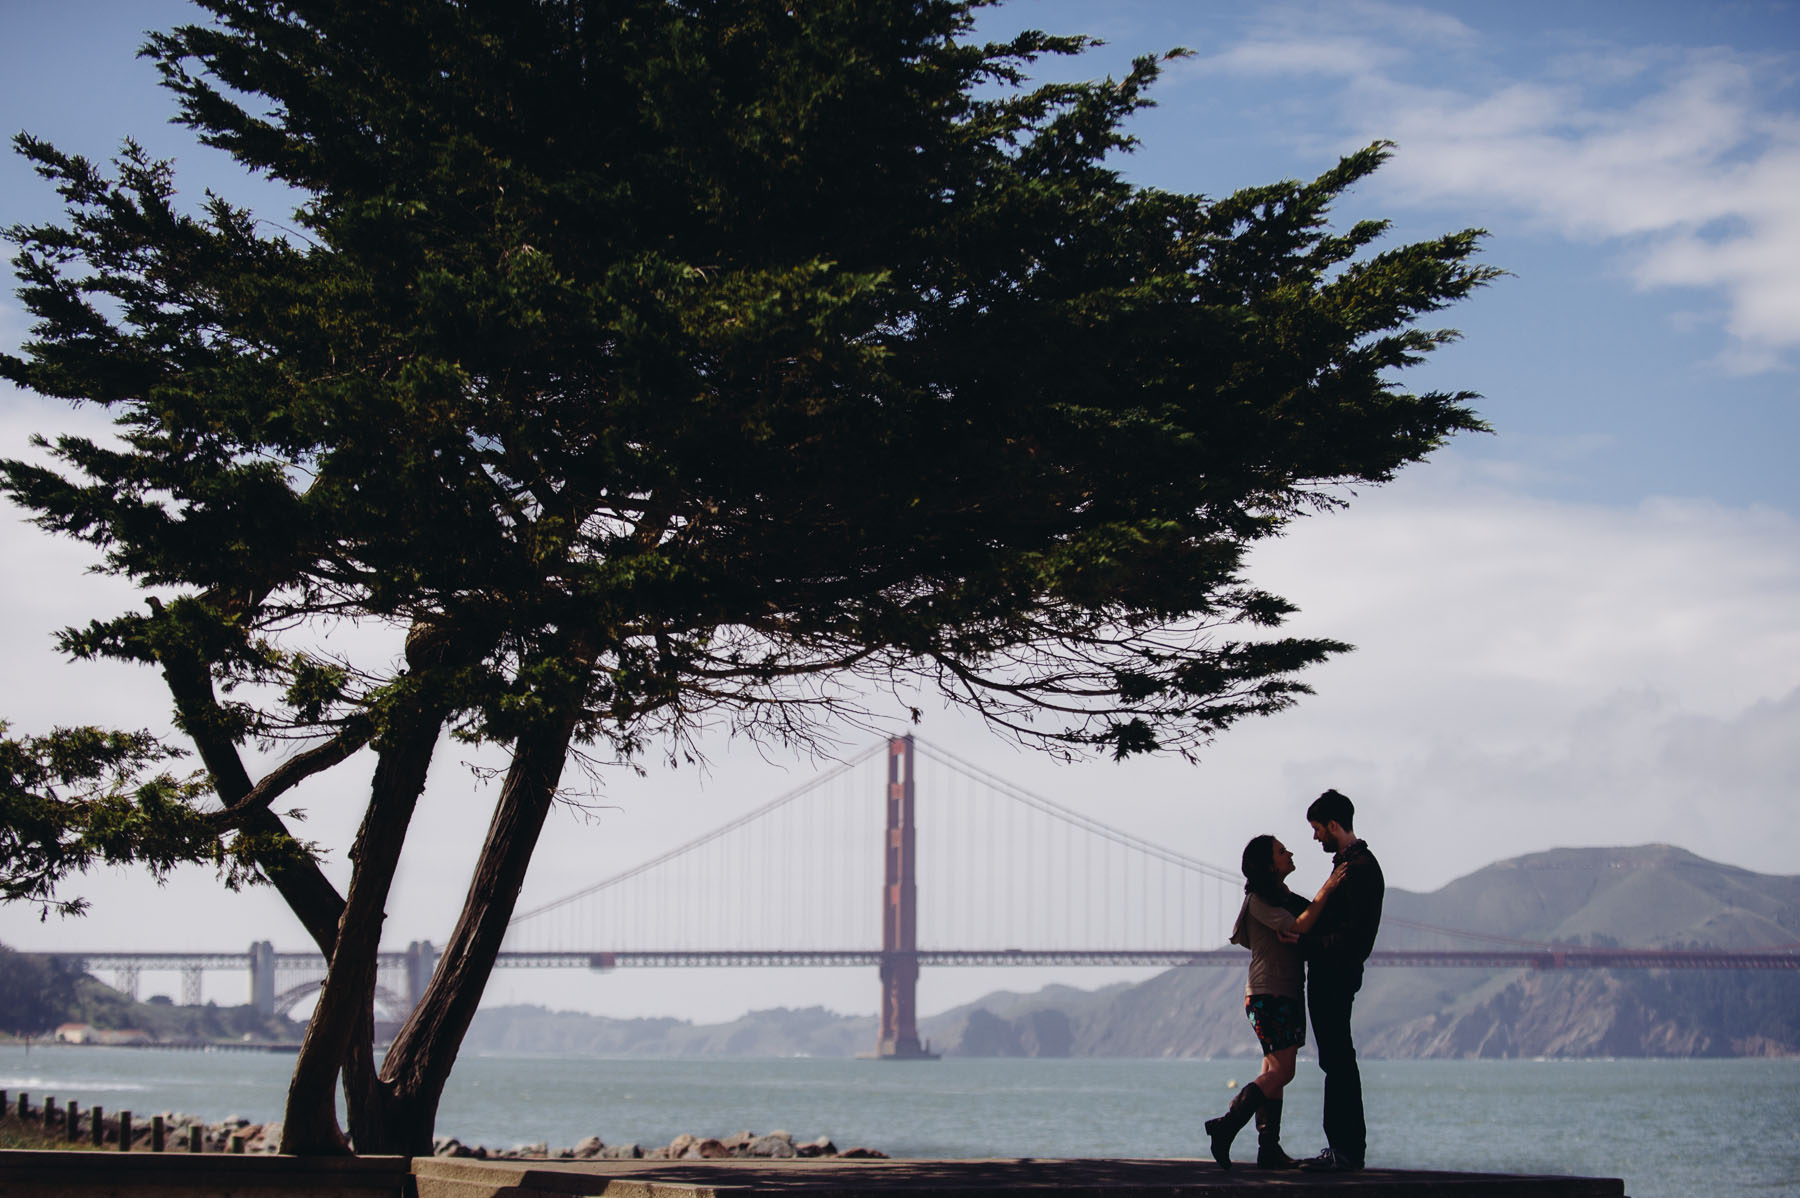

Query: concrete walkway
[
  {"left": 0, "top": 1148, "right": 409, "bottom": 1196},
  {"left": 0, "top": 1151, "right": 1629, "bottom": 1197},
  {"left": 411, "top": 1156, "right": 1628, "bottom": 1198}
]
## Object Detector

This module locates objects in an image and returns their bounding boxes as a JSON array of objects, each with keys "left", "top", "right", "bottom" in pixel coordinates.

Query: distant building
[
  {"left": 51, "top": 1023, "right": 150, "bottom": 1046},
  {"left": 95, "top": 1028, "right": 152, "bottom": 1045}
]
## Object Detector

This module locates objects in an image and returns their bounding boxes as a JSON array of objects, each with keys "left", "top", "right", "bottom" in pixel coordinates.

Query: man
[{"left": 1294, "top": 788, "right": 1383, "bottom": 1172}]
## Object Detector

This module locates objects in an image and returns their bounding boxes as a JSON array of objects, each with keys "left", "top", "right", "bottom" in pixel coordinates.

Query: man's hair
[{"left": 1306, "top": 788, "right": 1355, "bottom": 831}]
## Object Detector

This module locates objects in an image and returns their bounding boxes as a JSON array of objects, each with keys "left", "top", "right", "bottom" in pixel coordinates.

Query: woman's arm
[
  {"left": 1245, "top": 893, "right": 1299, "bottom": 935},
  {"left": 1289, "top": 863, "right": 1350, "bottom": 934}
]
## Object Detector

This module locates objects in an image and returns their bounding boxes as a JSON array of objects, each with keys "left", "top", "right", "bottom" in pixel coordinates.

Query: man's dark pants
[{"left": 1307, "top": 962, "right": 1366, "bottom": 1163}]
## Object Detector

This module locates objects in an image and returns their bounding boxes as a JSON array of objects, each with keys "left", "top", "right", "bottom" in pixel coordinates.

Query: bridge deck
[{"left": 411, "top": 1157, "right": 1627, "bottom": 1197}]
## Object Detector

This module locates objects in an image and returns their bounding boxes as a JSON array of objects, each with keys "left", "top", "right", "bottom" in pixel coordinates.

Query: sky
[{"left": 0, "top": 0, "right": 1796, "bottom": 1025}]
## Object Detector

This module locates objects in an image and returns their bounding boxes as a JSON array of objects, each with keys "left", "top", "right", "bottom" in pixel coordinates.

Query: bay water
[{"left": 3, "top": 1044, "right": 1796, "bottom": 1197}]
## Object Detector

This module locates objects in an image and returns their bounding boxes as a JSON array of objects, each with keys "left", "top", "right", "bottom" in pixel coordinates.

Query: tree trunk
[
  {"left": 360, "top": 703, "right": 583, "bottom": 1155},
  {"left": 279, "top": 622, "right": 465, "bottom": 1155},
  {"left": 276, "top": 716, "right": 440, "bottom": 1154},
  {"left": 159, "top": 649, "right": 348, "bottom": 952}
]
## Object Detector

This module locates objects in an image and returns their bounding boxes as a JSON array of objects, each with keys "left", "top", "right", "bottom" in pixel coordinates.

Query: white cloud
[
  {"left": 1212, "top": 463, "right": 1800, "bottom": 888},
  {"left": 1193, "top": 8, "right": 1800, "bottom": 372}
]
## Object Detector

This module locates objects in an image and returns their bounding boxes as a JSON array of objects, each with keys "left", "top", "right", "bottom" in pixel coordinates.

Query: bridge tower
[
  {"left": 876, "top": 734, "right": 936, "bottom": 1059},
  {"left": 249, "top": 940, "right": 276, "bottom": 1015},
  {"left": 404, "top": 940, "right": 436, "bottom": 1011}
]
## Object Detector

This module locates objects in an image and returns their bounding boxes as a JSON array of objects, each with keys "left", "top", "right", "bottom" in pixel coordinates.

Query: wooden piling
[
  {"left": 42, "top": 1097, "right": 56, "bottom": 1131},
  {"left": 118, "top": 1111, "right": 131, "bottom": 1152},
  {"left": 188, "top": 1124, "right": 202, "bottom": 1153},
  {"left": 15, "top": 1092, "right": 26, "bottom": 1119},
  {"left": 91, "top": 1106, "right": 103, "bottom": 1148},
  {"left": 65, "top": 1100, "right": 79, "bottom": 1141},
  {"left": 152, "top": 1114, "right": 165, "bottom": 1152}
]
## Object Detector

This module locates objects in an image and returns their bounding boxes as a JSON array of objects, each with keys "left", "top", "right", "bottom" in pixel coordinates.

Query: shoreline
[{"left": 1, "top": 1089, "right": 887, "bottom": 1161}]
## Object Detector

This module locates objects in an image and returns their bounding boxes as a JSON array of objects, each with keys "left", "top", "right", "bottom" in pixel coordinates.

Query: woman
[{"left": 1203, "top": 835, "right": 1347, "bottom": 1170}]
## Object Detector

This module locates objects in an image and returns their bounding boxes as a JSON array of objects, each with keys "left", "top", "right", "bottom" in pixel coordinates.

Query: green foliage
[
  {"left": 0, "top": 723, "right": 240, "bottom": 917},
  {"left": 5, "top": 0, "right": 1496, "bottom": 769},
  {"left": 0, "top": 944, "right": 83, "bottom": 1032}
]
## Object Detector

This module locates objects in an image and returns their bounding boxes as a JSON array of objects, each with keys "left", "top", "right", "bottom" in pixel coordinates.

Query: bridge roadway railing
[
  {"left": 59, "top": 945, "right": 434, "bottom": 1014},
  {"left": 59, "top": 950, "right": 424, "bottom": 974},
  {"left": 61, "top": 946, "right": 1800, "bottom": 974},
  {"left": 53, "top": 944, "right": 1800, "bottom": 1011}
]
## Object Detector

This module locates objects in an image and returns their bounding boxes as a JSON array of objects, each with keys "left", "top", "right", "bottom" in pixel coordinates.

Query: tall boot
[
  {"left": 1255, "top": 1097, "right": 1296, "bottom": 1169},
  {"left": 1202, "top": 1082, "right": 1265, "bottom": 1170}
]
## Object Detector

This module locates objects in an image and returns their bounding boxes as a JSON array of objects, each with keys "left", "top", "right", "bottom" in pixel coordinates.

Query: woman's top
[{"left": 1228, "top": 891, "right": 1306, "bottom": 999}]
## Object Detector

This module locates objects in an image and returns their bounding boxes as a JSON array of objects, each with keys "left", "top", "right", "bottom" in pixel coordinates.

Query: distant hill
[
  {"left": 1361, "top": 844, "right": 1800, "bottom": 1059},
  {"left": 924, "top": 844, "right": 1800, "bottom": 1059},
  {"left": 463, "top": 1003, "right": 877, "bottom": 1058},
  {"left": 465, "top": 844, "right": 1799, "bottom": 1060},
  {"left": 1379, "top": 844, "right": 1800, "bottom": 951},
  {"left": 0, "top": 944, "right": 304, "bottom": 1043}
]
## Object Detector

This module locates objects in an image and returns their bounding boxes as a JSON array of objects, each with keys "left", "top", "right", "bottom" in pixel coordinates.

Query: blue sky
[{"left": 1, "top": 1, "right": 1796, "bottom": 1021}]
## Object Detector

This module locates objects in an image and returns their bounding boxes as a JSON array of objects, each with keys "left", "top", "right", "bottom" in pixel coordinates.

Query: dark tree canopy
[{"left": 1, "top": 0, "right": 1494, "bottom": 1154}]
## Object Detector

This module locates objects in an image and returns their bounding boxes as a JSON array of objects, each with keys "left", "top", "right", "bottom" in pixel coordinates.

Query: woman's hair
[{"left": 1241, "top": 834, "right": 1287, "bottom": 904}]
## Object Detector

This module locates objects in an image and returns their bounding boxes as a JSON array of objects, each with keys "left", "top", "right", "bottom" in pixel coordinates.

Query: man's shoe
[{"left": 1296, "top": 1148, "right": 1364, "bottom": 1172}]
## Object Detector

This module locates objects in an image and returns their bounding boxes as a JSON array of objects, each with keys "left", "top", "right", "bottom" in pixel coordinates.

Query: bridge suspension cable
[
  {"left": 510, "top": 740, "right": 888, "bottom": 924},
  {"left": 504, "top": 735, "right": 1248, "bottom": 957},
  {"left": 912, "top": 740, "right": 1242, "bottom": 884}
]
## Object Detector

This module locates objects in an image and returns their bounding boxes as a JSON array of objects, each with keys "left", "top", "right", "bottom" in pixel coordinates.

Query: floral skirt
[{"left": 1245, "top": 992, "right": 1306, "bottom": 1054}]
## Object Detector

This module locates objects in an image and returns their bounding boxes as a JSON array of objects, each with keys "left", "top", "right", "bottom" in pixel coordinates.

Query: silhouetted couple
[{"left": 1204, "top": 788, "right": 1385, "bottom": 1173}]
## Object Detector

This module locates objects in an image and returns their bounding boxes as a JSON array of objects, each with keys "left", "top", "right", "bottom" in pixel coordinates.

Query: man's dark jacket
[{"left": 1303, "top": 839, "right": 1384, "bottom": 968}]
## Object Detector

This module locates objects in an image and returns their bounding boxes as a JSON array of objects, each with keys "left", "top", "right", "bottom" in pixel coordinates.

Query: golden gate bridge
[{"left": 61, "top": 736, "right": 1799, "bottom": 1058}]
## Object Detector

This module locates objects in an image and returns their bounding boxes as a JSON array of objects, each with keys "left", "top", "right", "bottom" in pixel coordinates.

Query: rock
[
  {"left": 796, "top": 1136, "right": 837, "bottom": 1158},
  {"left": 573, "top": 1135, "right": 605, "bottom": 1159},
  {"left": 599, "top": 1143, "right": 643, "bottom": 1159},
  {"left": 684, "top": 1137, "right": 732, "bottom": 1159},
  {"left": 666, "top": 1133, "right": 699, "bottom": 1157},
  {"left": 839, "top": 1147, "right": 889, "bottom": 1159},
  {"left": 747, "top": 1132, "right": 796, "bottom": 1159},
  {"left": 435, "top": 1137, "right": 477, "bottom": 1158},
  {"left": 720, "top": 1130, "right": 756, "bottom": 1153},
  {"left": 246, "top": 1122, "right": 280, "bottom": 1154}
]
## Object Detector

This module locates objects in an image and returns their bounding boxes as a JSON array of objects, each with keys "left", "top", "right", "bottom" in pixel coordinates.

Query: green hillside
[
  {"left": 0, "top": 944, "right": 303, "bottom": 1043},
  {"left": 1380, "top": 845, "right": 1800, "bottom": 950}
]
